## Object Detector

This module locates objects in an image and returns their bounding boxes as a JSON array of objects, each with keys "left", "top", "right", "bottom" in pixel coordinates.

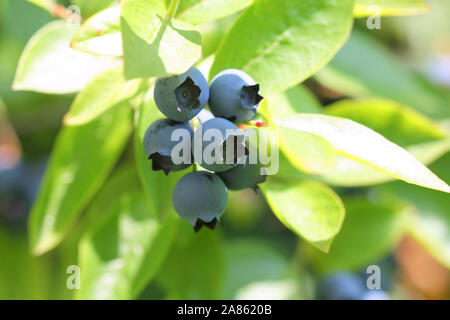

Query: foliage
[{"left": 0, "top": 0, "right": 448, "bottom": 299}]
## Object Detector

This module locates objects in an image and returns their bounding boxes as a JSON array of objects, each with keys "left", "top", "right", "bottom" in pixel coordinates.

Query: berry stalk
[{"left": 166, "top": 0, "right": 180, "bottom": 18}]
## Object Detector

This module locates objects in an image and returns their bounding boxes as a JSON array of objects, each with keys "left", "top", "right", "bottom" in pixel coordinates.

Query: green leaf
[
  {"left": 354, "top": 0, "right": 429, "bottom": 17},
  {"left": 121, "top": 0, "right": 201, "bottom": 79},
  {"left": 274, "top": 114, "right": 450, "bottom": 193},
  {"left": 315, "top": 30, "right": 450, "bottom": 119},
  {"left": 0, "top": 227, "right": 52, "bottom": 299},
  {"left": 156, "top": 221, "right": 225, "bottom": 299},
  {"left": 197, "top": 13, "right": 238, "bottom": 57},
  {"left": 82, "top": 165, "right": 142, "bottom": 227},
  {"left": 262, "top": 87, "right": 335, "bottom": 174},
  {"left": 224, "top": 239, "right": 297, "bottom": 299},
  {"left": 274, "top": 152, "right": 310, "bottom": 183},
  {"left": 210, "top": 0, "right": 355, "bottom": 94},
  {"left": 13, "top": 20, "right": 116, "bottom": 94},
  {"left": 321, "top": 139, "right": 450, "bottom": 187},
  {"left": 70, "top": 6, "right": 123, "bottom": 56},
  {"left": 320, "top": 98, "right": 450, "bottom": 186},
  {"left": 264, "top": 85, "right": 323, "bottom": 117},
  {"left": 71, "top": 0, "right": 116, "bottom": 18},
  {"left": 175, "top": 0, "right": 252, "bottom": 25},
  {"left": 29, "top": 106, "right": 133, "bottom": 255},
  {"left": 76, "top": 191, "right": 177, "bottom": 299},
  {"left": 63, "top": 65, "right": 141, "bottom": 125},
  {"left": 304, "top": 197, "right": 408, "bottom": 273},
  {"left": 325, "top": 99, "right": 447, "bottom": 147},
  {"left": 28, "top": 0, "right": 56, "bottom": 12},
  {"left": 134, "top": 92, "right": 186, "bottom": 216},
  {"left": 260, "top": 179, "right": 345, "bottom": 252}
]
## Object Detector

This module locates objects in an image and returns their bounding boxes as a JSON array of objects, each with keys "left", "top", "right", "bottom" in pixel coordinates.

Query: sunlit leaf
[
  {"left": 354, "top": 0, "right": 429, "bottom": 17},
  {"left": 82, "top": 165, "right": 141, "bottom": 227},
  {"left": 64, "top": 65, "right": 141, "bottom": 125},
  {"left": 71, "top": 6, "right": 122, "bottom": 56},
  {"left": 77, "top": 191, "right": 177, "bottom": 299},
  {"left": 322, "top": 139, "right": 450, "bottom": 187},
  {"left": 28, "top": 0, "right": 56, "bottom": 12},
  {"left": 29, "top": 106, "right": 133, "bottom": 255},
  {"left": 325, "top": 99, "right": 447, "bottom": 146},
  {"left": 175, "top": 0, "right": 252, "bottom": 25},
  {"left": 260, "top": 179, "right": 345, "bottom": 252},
  {"left": 275, "top": 114, "right": 450, "bottom": 193},
  {"left": 320, "top": 99, "right": 450, "bottom": 186},
  {"left": 71, "top": 0, "right": 116, "bottom": 18},
  {"left": 13, "top": 20, "right": 115, "bottom": 94},
  {"left": 121, "top": 0, "right": 201, "bottom": 79},
  {"left": 262, "top": 87, "right": 335, "bottom": 174},
  {"left": 210, "top": 0, "right": 355, "bottom": 94}
]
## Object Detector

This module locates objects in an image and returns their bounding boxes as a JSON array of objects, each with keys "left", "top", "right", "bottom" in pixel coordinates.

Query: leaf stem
[{"left": 167, "top": 0, "right": 180, "bottom": 18}]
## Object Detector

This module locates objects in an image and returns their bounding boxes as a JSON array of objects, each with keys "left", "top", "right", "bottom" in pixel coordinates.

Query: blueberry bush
[{"left": 0, "top": 0, "right": 449, "bottom": 299}]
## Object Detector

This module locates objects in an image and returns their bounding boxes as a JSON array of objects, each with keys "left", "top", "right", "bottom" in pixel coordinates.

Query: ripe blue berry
[
  {"left": 154, "top": 66, "right": 209, "bottom": 122},
  {"left": 143, "top": 119, "right": 193, "bottom": 175},
  {"left": 217, "top": 156, "right": 266, "bottom": 191},
  {"left": 209, "top": 69, "right": 263, "bottom": 123},
  {"left": 316, "top": 273, "right": 366, "bottom": 300},
  {"left": 172, "top": 171, "right": 228, "bottom": 231},
  {"left": 192, "top": 118, "right": 248, "bottom": 172}
]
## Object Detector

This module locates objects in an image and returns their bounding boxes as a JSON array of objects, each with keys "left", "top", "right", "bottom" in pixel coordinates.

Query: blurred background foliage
[{"left": 0, "top": 0, "right": 449, "bottom": 300}]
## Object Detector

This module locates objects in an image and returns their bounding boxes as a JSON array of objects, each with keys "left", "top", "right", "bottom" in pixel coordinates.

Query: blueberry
[
  {"left": 192, "top": 118, "right": 248, "bottom": 172},
  {"left": 154, "top": 66, "right": 209, "bottom": 122},
  {"left": 218, "top": 155, "right": 266, "bottom": 191},
  {"left": 316, "top": 272, "right": 366, "bottom": 300},
  {"left": 172, "top": 171, "right": 228, "bottom": 231},
  {"left": 0, "top": 160, "right": 46, "bottom": 232},
  {"left": 143, "top": 119, "right": 193, "bottom": 175},
  {"left": 209, "top": 69, "right": 263, "bottom": 123}
]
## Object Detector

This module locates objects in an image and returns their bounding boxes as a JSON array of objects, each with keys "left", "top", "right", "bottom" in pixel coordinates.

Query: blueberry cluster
[{"left": 143, "top": 66, "right": 265, "bottom": 231}]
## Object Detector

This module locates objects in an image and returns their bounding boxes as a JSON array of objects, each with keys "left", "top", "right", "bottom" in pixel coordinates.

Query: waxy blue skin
[
  {"left": 209, "top": 69, "right": 263, "bottom": 123},
  {"left": 172, "top": 171, "right": 228, "bottom": 231},
  {"left": 154, "top": 66, "right": 209, "bottom": 122},
  {"left": 316, "top": 273, "right": 367, "bottom": 300},
  {"left": 143, "top": 119, "right": 193, "bottom": 175},
  {"left": 0, "top": 161, "right": 46, "bottom": 230},
  {"left": 218, "top": 156, "right": 266, "bottom": 191},
  {"left": 192, "top": 118, "right": 246, "bottom": 172}
]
